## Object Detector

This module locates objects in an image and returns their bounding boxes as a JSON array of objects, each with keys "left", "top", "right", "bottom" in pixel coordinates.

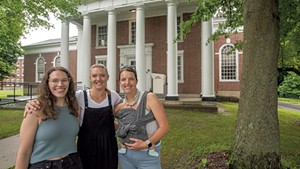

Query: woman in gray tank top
[{"left": 16, "top": 67, "right": 83, "bottom": 169}]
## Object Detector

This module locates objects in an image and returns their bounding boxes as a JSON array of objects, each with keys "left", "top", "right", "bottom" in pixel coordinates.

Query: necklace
[{"left": 124, "top": 90, "right": 140, "bottom": 107}]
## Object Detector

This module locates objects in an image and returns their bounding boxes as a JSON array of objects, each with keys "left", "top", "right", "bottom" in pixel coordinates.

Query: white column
[
  {"left": 107, "top": 10, "right": 117, "bottom": 90},
  {"left": 166, "top": 1, "right": 179, "bottom": 100},
  {"left": 82, "top": 15, "right": 92, "bottom": 89},
  {"left": 76, "top": 26, "right": 83, "bottom": 87},
  {"left": 135, "top": 5, "right": 146, "bottom": 91},
  {"left": 201, "top": 19, "right": 215, "bottom": 101},
  {"left": 60, "top": 21, "right": 69, "bottom": 69}
]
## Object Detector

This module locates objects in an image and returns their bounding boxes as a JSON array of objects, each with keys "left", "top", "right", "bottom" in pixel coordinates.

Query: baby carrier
[{"left": 116, "top": 91, "right": 155, "bottom": 144}]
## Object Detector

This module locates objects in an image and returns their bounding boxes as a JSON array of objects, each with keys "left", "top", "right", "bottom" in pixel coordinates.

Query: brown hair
[
  {"left": 119, "top": 65, "right": 138, "bottom": 80},
  {"left": 37, "top": 66, "right": 79, "bottom": 120}
]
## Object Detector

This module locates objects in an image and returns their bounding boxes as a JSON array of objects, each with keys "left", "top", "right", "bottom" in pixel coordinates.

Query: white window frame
[
  {"left": 219, "top": 44, "right": 239, "bottom": 82},
  {"left": 177, "top": 14, "right": 183, "bottom": 42},
  {"left": 95, "top": 55, "right": 107, "bottom": 67},
  {"left": 129, "top": 20, "right": 136, "bottom": 44},
  {"left": 53, "top": 55, "right": 61, "bottom": 67},
  {"left": 35, "top": 56, "right": 45, "bottom": 82},
  {"left": 177, "top": 50, "right": 184, "bottom": 83},
  {"left": 97, "top": 25, "right": 108, "bottom": 47}
]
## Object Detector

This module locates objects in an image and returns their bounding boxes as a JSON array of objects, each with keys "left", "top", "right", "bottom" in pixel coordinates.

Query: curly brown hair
[{"left": 37, "top": 66, "right": 79, "bottom": 120}]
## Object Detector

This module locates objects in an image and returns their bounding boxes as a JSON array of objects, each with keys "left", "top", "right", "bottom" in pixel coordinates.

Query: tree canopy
[
  {"left": 181, "top": 0, "right": 300, "bottom": 70},
  {"left": 0, "top": 0, "right": 81, "bottom": 80}
]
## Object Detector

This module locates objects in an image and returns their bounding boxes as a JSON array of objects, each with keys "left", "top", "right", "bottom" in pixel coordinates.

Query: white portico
[{"left": 59, "top": 0, "right": 215, "bottom": 100}]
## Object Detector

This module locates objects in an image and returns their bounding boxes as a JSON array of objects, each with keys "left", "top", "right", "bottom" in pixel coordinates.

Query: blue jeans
[
  {"left": 118, "top": 144, "right": 161, "bottom": 169},
  {"left": 29, "top": 152, "right": 83, "bottom": 169}
]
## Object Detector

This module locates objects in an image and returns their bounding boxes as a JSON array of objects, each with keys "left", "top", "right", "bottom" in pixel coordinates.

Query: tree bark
[{"left": 231, "top": 0, "right": 280, "bottom": 168}]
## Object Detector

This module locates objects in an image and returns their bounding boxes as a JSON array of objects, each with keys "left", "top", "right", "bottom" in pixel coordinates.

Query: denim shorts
[
  {"left": 118, "top": 143, "right": 161, "bottom": 169},
  {"left": 29, "top": 152, "right": 83, "bottom": 169}
]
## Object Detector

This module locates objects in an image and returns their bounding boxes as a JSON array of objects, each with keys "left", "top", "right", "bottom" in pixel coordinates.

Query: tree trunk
[{"left": 231, "top": 0, "right": 280, "bottom": 168}]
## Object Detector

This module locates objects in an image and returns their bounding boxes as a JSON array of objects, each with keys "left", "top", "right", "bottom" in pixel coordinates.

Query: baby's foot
[
  {"left": 148, "top": 149, "right": 159, "bottom": 157},
  {"left": 118, "top": 148, "right": 127, "bottom": 154}
]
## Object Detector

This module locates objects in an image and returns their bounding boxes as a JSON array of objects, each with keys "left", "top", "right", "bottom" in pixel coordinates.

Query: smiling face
[
  {"left": 48, "top": 70, "right": 70, "bottom": 100},
  {"left": 119, "top": 70, "right": 138, "bottom": 94},
  {"left": 90, "top": 66, "right": 109, "bottom": 90}
]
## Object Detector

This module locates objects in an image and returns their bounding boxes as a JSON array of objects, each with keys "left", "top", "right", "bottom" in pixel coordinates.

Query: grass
[
  {"left": 0, "top": 90, "right": 24, "bottom": 99},
  {"left": 160, "top": 102, "right": 300, "bottom": 169},
  {"left": 279, "top": 97, "right": 300, "bottom": 105},
  {"left": 1, "top": 102, "right": 300, "bottom": 169},
  {"left": 0, "top": 109, "right": 24, "bottom": 139}
]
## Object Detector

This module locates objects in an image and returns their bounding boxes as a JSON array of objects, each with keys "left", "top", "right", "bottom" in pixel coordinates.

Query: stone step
[{"left": 161, "top": 100, "right": 218, "bottom": 113}]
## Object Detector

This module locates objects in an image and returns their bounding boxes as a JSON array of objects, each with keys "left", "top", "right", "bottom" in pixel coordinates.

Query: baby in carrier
[{"left": 115, "top": 92, "right": 159, "bottom": 157}]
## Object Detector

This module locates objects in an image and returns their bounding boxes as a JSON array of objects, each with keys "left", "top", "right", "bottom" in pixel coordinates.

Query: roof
[{"left": 22, "top": 36, "right": 78, "bottom": 47}]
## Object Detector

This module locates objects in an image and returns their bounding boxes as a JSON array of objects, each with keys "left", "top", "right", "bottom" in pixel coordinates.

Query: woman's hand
[
  {"left": 24, "top": 100, "right": 41, "bottom": 118},
  {"left": 124, "top": 138, "right": 147, "bottom": 151}
]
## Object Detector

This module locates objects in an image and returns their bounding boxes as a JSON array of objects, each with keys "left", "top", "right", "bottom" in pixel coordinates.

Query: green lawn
[
  {"left": 1, "top": 102, "right": 300, "bottom": 169},
  {"left": 0, "top": 90, "right": 24, "bottom": 99},
  {"left": 279, "top": 97, "right": 300, "bottom": 105},
  {"left": 161, "top": 102, "right": 300, "bottom": 168},
  {"left": 0, "top": 109, "right": 24, "bottom": 139}
]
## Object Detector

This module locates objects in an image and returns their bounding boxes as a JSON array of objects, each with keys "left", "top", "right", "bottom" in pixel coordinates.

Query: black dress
[{"left": 77, "top": 90, "right": 118, "bottom": 169}]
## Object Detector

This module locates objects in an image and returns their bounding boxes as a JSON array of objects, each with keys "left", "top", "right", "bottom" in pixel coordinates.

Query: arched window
[
  {"left": 54, "top": 56, "right": 61, "bottom": 67},
  {"left": 36, "top": 57, "right": 45, "bottom": 82},
  {"left": 219, "top": 44, "right": 239, "bottom": 81}
]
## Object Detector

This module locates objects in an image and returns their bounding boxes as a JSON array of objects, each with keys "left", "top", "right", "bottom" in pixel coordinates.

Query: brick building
[
  {"left": 1, "top": 56, "right": 24, "bottom": 90},
  {"left": 22, "top": 0, "right": 244, "bottom": 100}
]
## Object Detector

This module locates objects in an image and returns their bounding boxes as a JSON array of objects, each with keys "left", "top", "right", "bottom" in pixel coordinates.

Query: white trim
[
  {"left": 129, "top": 20, "right": 136, "bottom": 45},
  {"left": 96, "top": 24, "right": 108, "bottom": 48},
  {"left": 53, "top": 54, "right": 61, "bottom": 67},
  {"left": 95, "top": 55, "right": 107, "bottom": 66},
  {"left": 35, "top": 56, "right": 46, "bottom": 82},
  {"left": 218, "top": 44, "right": 239, "bottom": 82},
  {"left": 177, "top": 14, "right": 183, "bottom": 42},
  {"left": 177, "top": 50, "right": 184, "bottom": 83}
]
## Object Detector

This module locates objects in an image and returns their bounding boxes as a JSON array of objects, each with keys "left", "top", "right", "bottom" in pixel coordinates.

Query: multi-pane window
[
  {"left": 129, "top": 59, "right": 136, "bottom": 68},
  {"left": 177, "top": 51, "right": 184, "bottom": 82},
  {"left": 96, "top": 55, "right": 107, "bottom": 67},
  {"left": 54, "top": 56, "right": 61, "bottom": 67},
  {"left": 98, "top": 25, "right": 107, "bottom": 47},
  {"left": 220, "top": 45, "right": 238, "bottom": 80},
  {"left": 177, "top": 15, "right": 183, "bottom": 41},
  {"left": 130, "top": 21, "right": 136, "bottom": 44},
  {"left": 37, "top": 57, "right": 45, "bottom": 82},
  {"left": 97, "top": 59, "right": 107, "bottom": 67},
  {"left": 16, "top": 69, "right": 20, "bottom": 76}
]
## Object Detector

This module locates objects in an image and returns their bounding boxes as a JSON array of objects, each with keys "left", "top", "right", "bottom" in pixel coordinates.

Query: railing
[{"left": 0, "top": 81, "right": 82, "bottom": 109}]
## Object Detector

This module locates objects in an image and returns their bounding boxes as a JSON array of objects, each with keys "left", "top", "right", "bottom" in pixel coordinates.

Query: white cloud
[{"left": 20, "top": 16, "right": 78, "bottom": 46}]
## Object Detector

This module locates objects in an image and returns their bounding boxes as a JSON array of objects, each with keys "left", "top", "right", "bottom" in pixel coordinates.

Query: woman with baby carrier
[{"left": 115, "top": 65, "right": 169, "bottom": 169}]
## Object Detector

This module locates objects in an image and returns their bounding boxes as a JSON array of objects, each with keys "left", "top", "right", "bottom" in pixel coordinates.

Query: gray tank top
[{"left": 30, "top": 106, "right": 79, "bottom": 164}]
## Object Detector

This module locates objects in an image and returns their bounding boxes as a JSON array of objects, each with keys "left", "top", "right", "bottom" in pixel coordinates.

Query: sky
[{"left": 20, "top": 17, "right": 78, "bottom": 46}]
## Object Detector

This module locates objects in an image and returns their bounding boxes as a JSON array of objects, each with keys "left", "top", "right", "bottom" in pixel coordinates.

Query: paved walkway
[{"left": 0, "top": 135, "right": 19, "bottom": 169}]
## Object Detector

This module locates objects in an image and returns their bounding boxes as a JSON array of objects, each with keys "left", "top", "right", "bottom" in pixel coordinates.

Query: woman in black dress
[{"left": 76, "top": 64, "right": 122, "bottom": 169}]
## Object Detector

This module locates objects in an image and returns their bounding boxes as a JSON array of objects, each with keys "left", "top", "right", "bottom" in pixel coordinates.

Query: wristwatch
[{"left": 145, "top": 139, "right": 152, "bottom": 148}]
